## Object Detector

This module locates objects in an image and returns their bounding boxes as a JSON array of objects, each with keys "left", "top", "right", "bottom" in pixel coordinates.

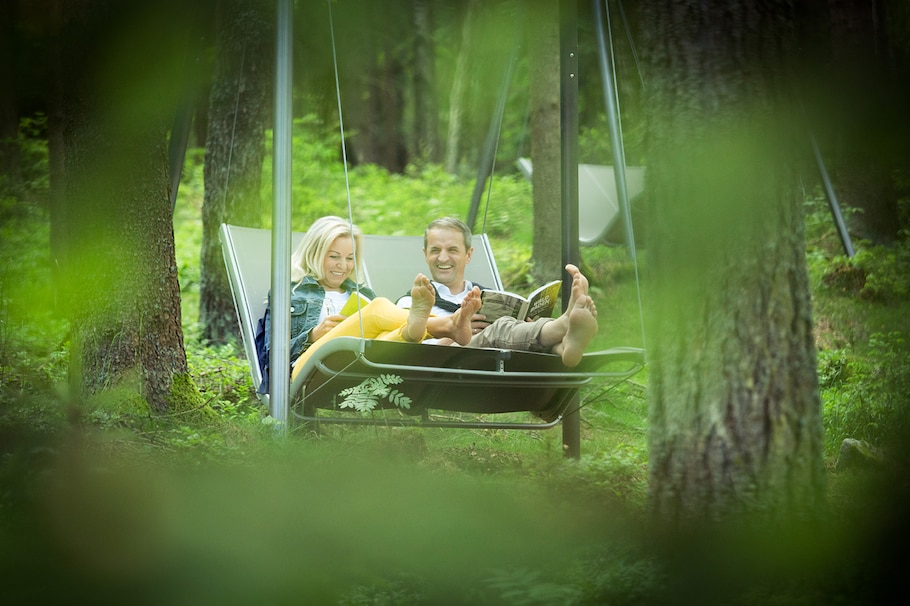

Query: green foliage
[
  {"left": 483, "top": 568, "right": 584, "bottom": 605},
  {"left": 263, "top": 113, "right": 535, "bottom": 256},
  {"left": 338, "top": 374, "right": 412, "bottom": 413},
  {"left": 820, "top": 331, "right": 910, "bottom": 455},
  {"left": 0, "top": 115, "right": 50, "bottom": 198},
  {"left": 539, "top": 444, "right": 650, "bottom": 510},
  {"left": 570, "top": 546, "right": 666, "bottom": 605},
  {"left": 851, "top": 244, "right": 910, "bottom": 302},
  {"left": 804, "top": 189, "right": 910, "bottom": 458}
]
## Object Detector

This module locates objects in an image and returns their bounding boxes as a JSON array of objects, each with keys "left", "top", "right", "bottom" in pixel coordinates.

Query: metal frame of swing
[{"left": 246, "top": 0, "right": 651, "bottom": 455}]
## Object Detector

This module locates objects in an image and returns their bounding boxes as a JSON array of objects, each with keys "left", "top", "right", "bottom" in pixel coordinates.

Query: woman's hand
[{"left": 310, "top": 314, "right": 346, "bottom": 342}]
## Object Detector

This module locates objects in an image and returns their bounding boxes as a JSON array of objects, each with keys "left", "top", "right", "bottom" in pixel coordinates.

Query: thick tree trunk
[
  {"left": 444, "top": 0, "right": 478, "bottom": 174},
  {"left": 199, "top": 0, "right": 271, "bottom": 345},
  {"left": 412, "top": 0, "right": 439, "bottom": 164},
  {"left": 59, "top": 1, "right": 188, "bottom": 413},
  {"left": 643, "top": 1, "right": 825, "bottom": 524},
  {"left": 355, "top": 0, "right": 408, "bottom": 174},
  {"left": 823, "top": 0, "right": 902, "bottom": 244},
  {"left": 0, "top": 0, "right": 21, "bottom": 190},
  {"left": 527, "top": 0, "right": 561, "bottom": 282}
]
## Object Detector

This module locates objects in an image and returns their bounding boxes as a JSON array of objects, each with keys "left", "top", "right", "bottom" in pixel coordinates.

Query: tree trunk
[
  {"left": 823, "top": 0, "right": 902, "bottom": 244},
  {"left": 354, "top": 0, "right": 408, "bottom": 174},
  {"left": 199, "top": 0, "right": 272, "bottom": 345},
  {"left": 412, "top": 0, "right": 439, "bottom": 164},
  {"left": 444, "top": 0, "right": 478, "bottom": 174},
  {"left": 0, "top": 0, "right": 21, "bottom": 190},
  {"left": 527, "top": 0, "right": 562, "bottom": 284},
  {"left": 642, "top": 1, "right": 825, "bottom": 524},
  {"left": 59, "top": 1, "right": 188, "bottom": 413}
]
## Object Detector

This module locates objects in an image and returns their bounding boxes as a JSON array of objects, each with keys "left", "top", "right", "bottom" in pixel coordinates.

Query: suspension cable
[
  {"left": 222, "top": 45, "right": 246, "bottom": 214},
  {"left": 596, "top": 0, "right": 647, "bottom": 357},
  {"left": 327, "top": 0, "right": 367, "bottom": 342}
]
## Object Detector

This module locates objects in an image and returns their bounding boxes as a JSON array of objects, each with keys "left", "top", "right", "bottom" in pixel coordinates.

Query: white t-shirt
[{"left": 320, "top": 290, "right": 351, "bottom": 322}]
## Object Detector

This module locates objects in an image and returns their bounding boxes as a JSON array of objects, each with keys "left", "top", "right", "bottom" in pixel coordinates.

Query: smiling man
[{"left": 398, "top": 217, "right": 599, "bottom": 367}]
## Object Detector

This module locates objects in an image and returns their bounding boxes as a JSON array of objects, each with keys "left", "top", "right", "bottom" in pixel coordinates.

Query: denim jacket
[{"left": 257, "top": 276, "right": 376, "bottom": 394}]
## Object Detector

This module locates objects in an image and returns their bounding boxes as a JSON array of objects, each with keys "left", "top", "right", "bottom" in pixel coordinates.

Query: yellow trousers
[{"left": 290, "top": 297, "right": 429, "bottom": 381}]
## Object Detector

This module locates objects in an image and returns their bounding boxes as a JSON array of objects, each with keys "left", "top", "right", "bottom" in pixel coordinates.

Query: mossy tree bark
[
  {"left": 58, "top": 0, "right": 188, "bottom": 413},
  {"left": 527, "top": 0, "right": 562, "bottom": 284},
  {"left": 412, "top": 0, "right": 439, "bottom": 165},
  {"left": 642, "top": 1, "right": 825, "bottom": 524},
  {"left": 444, "top": 0, "right": 478, "bottom": 174},
  {"left": 199, "top": 0, "right": 272, "bottom": 345}
]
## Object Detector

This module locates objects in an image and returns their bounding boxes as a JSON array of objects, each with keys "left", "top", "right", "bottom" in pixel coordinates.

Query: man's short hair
[{"left": 424, "top": 217, "right": 473, "bottom": 251}]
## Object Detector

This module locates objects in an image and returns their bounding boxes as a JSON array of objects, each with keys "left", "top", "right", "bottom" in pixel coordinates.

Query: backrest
[
  {"left": 517, "top": 158, "right": 646, "bottom": 246},
  {"left": 219, "top": 224, "right": 308, "bottom": 393},
  {"left": 363, "top": 233, "right": 504, "bottom": 299},
  {"left": 577, "top": 164, "right": 646, "bottom": 246},
  {"left": 219, "top": 223, "right": 505, "bottom": 393}
]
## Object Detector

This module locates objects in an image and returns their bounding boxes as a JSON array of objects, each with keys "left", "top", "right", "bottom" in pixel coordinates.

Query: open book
[
  {"left": 477, "top": 280, "right": 562, "bottom": 323},
  {"left": 339, "top": 292, "right": 372, "bottom": 317}
]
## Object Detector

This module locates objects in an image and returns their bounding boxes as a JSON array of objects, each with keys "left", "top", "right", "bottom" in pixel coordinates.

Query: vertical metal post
[
  {"left": 270, "top": 0, "right": 293, "bottom": 429},
  {"left": 560, "top": 0, "right": 581, "bottom": 460},
  {"left": 593, "top": 0, "right": 635, "bottom": 258}
]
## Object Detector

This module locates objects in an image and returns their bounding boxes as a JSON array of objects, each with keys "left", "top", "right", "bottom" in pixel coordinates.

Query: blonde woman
[{"left": 257, "top": 216, "right": 477, "bottom": 392}]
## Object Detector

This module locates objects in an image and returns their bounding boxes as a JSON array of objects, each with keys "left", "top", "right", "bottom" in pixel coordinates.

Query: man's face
[{"left": 423, "top": 227, "right": 473, "bottom": 288}]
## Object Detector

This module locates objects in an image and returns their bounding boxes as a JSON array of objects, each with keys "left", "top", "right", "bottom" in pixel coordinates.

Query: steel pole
[
  {"left": 270, "top": 0, "right": 293, "bottom": 429},
  {"left": 560, "top": 0, "right": 581, "bottom": 460}
]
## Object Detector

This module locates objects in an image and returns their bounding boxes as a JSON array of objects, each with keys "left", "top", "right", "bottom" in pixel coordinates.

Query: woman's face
[{"left": 320, "top": 235, "right": 355, "bottom": 291}]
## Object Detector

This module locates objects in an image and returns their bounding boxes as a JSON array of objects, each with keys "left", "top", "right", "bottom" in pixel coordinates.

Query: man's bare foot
[
  {"left": 558, "top": 295, "right": 598, "bottom": 367},
  {"left": 539, "top": 277, "right": 585, "bottom": 348},
  {"left": 564, "top": 264, "right": 589, "bottom": 310},
  {"left": 450, "top": 287, "right": 482, "bottom": 345},
  {"left": 404, "top": 274, "right": 435, "bottom": 342}
]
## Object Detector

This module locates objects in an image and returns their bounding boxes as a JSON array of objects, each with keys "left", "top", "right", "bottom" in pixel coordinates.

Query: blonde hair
[{"left": 291, "top": 216, "right": 365, "bottom": 284}]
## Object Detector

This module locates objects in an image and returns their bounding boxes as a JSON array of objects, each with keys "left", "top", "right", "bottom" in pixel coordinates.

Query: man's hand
[{"left": 470, "top": 313, "right": 490, "bottom": 334}]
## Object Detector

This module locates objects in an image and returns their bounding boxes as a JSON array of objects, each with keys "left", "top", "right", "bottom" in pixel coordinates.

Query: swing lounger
[{"left": 219, "top": 223, "right": 645, "bottom": 439}]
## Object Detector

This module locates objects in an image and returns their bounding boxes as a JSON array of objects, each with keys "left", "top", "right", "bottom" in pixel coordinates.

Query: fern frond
[
  {"left": 336, "top": 374, "right": 411, "bottom": 413},
  {"left": 389, "top": 390, "right": 412, "bottom": 409}
]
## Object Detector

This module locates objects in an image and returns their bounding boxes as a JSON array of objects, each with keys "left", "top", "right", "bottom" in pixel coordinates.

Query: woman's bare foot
[
  {"left": 555, "top": 295, "right": 598, "bottom": 367},
  {"left": 404, "top": 274, "right": 435, "bottom": 342},
  {"left": 450, "top": 287, "right": 482, "bottom": 345}
]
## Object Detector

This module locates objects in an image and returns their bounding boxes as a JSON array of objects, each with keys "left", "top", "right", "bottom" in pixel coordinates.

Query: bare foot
[
  {"left": 450, "top": 286, "right": 482, "bottom": 345},
  {"left": 564, "top": 264, "right": 589, "bottom": 310},
  {"left": 539, "top": 276, "right": 585, "bottom": 348},
  {"left": 558, "top": 295, "right": 598, "bottom": 367},
  {"left": 404, "top": 274, "right": 435, "bottom": 342}
]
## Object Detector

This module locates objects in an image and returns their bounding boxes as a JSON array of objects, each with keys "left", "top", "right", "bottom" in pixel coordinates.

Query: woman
[{"left": 258, "top": 216, "right": 476, "bottom": 393}]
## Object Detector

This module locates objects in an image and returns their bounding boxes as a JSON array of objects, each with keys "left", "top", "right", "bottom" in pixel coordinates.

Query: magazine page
[
  {"left": 524, "top": 280, "right": 562, "bottom": 320},
  {"left": 477, "top": 290, "right": 528, "bottom": 322},
  {"left": 339, "top": 292, "right": 372, "bottom": 316}
]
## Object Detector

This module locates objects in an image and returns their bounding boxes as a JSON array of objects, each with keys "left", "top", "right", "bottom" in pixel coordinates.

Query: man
[{"left": 398, "top": 217, "right": 598, "bottom": 367}]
